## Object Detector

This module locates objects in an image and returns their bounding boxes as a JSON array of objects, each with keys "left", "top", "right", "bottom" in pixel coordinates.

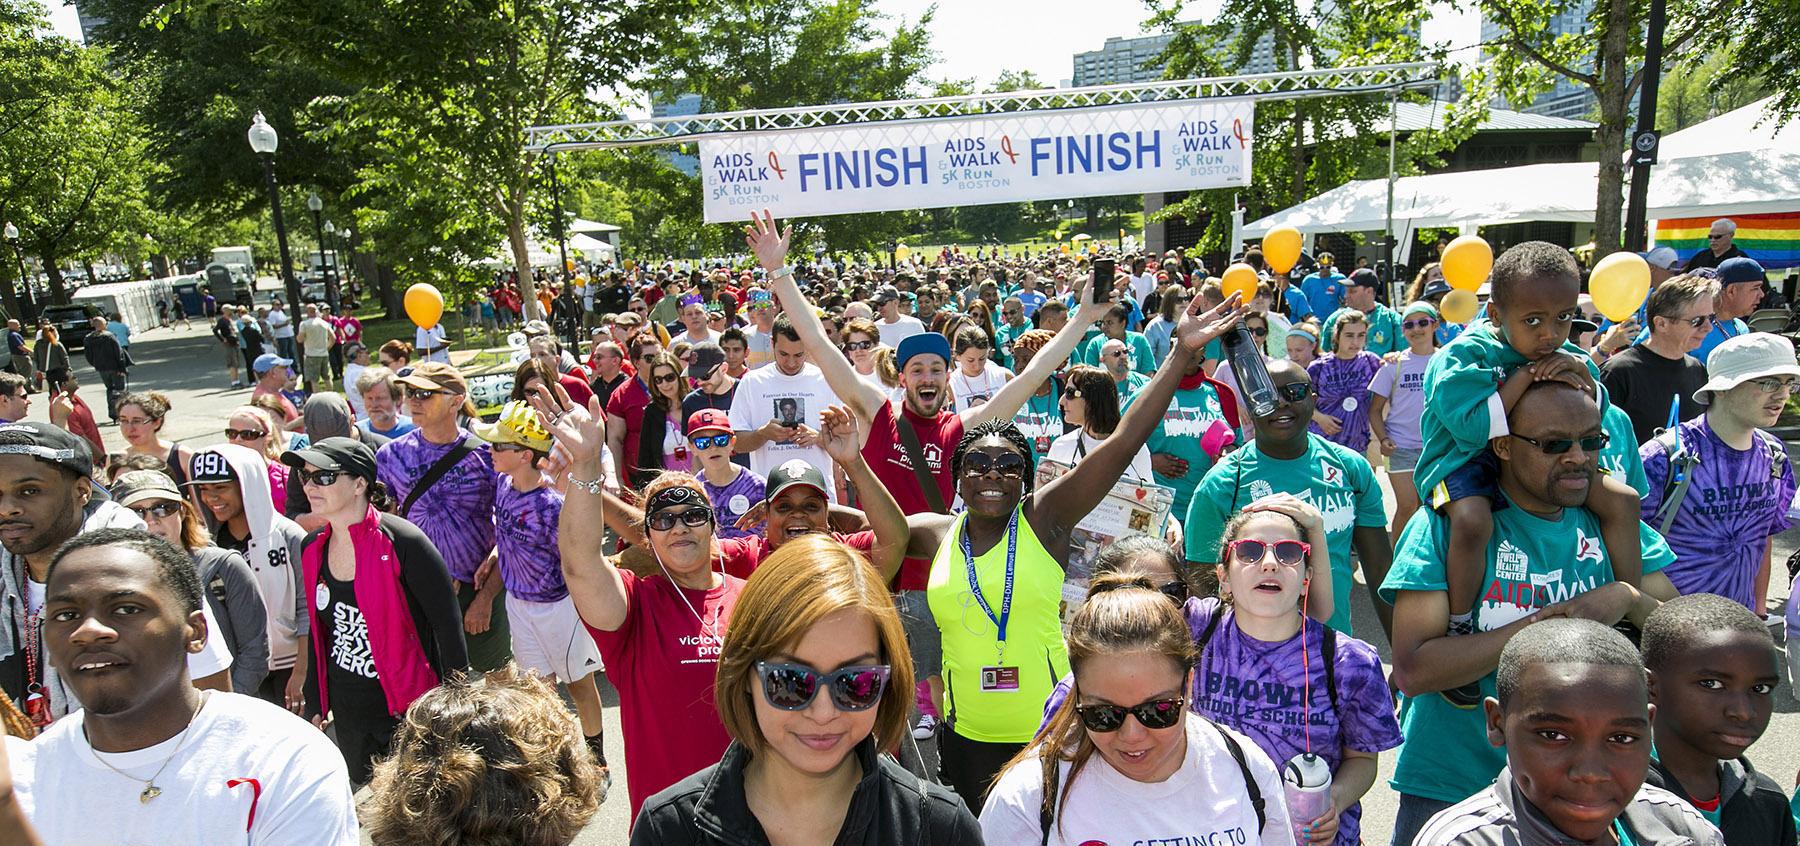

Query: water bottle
[
  {"left": 1283, "top": 752, "right": 1334, "bottom": 844},
  {"left": 1223, "top": 324, "right": 1278, "bottom": 418}
]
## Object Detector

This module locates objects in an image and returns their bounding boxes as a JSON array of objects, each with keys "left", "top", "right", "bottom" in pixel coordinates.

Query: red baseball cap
[{"left": 687, "top": 409, "right": 732, "bottom": 436}]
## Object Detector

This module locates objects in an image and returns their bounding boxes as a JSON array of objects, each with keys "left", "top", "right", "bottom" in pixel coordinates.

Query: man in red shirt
[
  {"left": 603, "top": 335, "right": 664, "bottom": 491},
  {"left": 761, "top": 221, "right": 1113, "bottom": 726}
]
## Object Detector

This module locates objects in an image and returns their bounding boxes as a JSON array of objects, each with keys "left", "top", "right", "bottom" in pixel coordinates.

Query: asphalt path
[{"left": 28, "top": 321, "right": 1800, "bottom": 845}]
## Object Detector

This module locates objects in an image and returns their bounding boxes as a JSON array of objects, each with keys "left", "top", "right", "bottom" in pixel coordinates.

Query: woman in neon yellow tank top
[{"left": 899, "top": 283, "right": 1249, "bottom": 809}]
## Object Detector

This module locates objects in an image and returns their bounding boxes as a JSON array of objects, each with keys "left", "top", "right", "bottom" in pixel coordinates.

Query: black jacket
[
  {"left": 1648, "top": 757, "right": 1797, "bottom": 846},
  {"left": 631, "top": 739, "right": 983, "bottom": 846},
  {"left": 83, "top": 330, "right": 127, "bottom": 372}
]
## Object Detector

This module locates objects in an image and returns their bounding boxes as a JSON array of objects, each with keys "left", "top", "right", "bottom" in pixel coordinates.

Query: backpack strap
[
  {"left": 1214, "top": 720, "right": 1267, "bottom": 833},
  {"left": 1650, "top": 427, "right": 1699, "bottom": 535},
  {"left": 1321, "top": 623, "right": 1339, "bottom": 718},
  {"left": 400, "top": 436, "right": 478, "bottom": 518},
  {"left": 896, "top": 412, "right": 949, "bottom": 514}
]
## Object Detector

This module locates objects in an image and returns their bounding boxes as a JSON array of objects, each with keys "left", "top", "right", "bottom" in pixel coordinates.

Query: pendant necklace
[{"left": 85, "top": 690, "right": 210, "bottom": 804}]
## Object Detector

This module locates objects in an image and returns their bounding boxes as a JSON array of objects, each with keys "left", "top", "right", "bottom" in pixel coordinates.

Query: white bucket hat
[{"left": 1694, "top": 333, "right": 1800, "bottom": 405}]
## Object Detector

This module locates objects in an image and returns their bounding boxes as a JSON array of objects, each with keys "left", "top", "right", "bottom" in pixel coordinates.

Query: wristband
[
  {"left": 770, "top": 264, "right": 795, "bottom": 280},
  {"left": 569, "top": 475, "right": 606, "bottom": 495}
]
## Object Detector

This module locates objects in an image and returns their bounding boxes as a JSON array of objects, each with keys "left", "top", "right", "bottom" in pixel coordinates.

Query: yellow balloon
[
  {"left": 1439, "top": 289, "right": 1478, "bottom": 324},
  {"left": 1441, "top": 235, "right": 1493, "bottom": 291},
  {"left": 1221, "top": 263, "right": 1259, "bottom": 303},
  {"left": 894, "top": 243, "right": 911, "bottom": 262},
  {"left": 404, "top": 283, "right": 444, "bottom": 328},
  {"left": 1262, "top": 226, "right": 1302, "bottom": 274},
  {"left": 1589, "top": 251, "right": 1652, "bottom": 322}
]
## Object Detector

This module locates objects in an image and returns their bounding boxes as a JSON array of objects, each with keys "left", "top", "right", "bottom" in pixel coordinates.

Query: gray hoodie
[{"left": 193, "top": 444, "right": 309, "bottom": 671}]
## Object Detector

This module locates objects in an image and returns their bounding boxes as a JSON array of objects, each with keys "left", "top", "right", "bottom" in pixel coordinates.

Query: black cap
[
  {"left": 281, "top": 436, "right": 378, "bottom": 484},
  {"left": 1349, "top": 268, "right": 1381, "bottom": 288},
  {"left": 0, "top": 422, "right": 93, "bottom": 478},
  {"left": 185, "top": 449, "right": 239, "bottom": 485},
  {"left": 687, "top": 342, "right": 727, "bottom": 379}
]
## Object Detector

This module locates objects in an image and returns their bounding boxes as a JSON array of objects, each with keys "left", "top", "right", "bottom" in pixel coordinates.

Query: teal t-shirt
[
  {"left": 1079, "top": 330, "right": 1156, "bottom": 375},
  {"left": 1015, "top": 385, "right": 1064, "bottom": 461},
  {"left": 1322, "top": 303, "right": 1404, "bottom": 356},
  {"left": 1415, "top": 320, "right": 1609, "bottom": 495},
  {"left": 1117, "top": 371, "right": 1151, "bottom": 404},
  {"left": 1183, "top": 433, "right": 1387, "bottom": 634},
  {"left": 1378, "top": 506, "right": 1674, "bottom": 804},
  {"left": 1071, "top": 325, "right": 1104, "bottom": 366},
  {"left": 1134, "top": 382, "right": 1233, "bottom": 517},
  {"left": 995, "top": 321, "right": 1032, "bottom": 370},
  {"left": 1599, "top": 404, "right": 1648, "bottom": 496}
]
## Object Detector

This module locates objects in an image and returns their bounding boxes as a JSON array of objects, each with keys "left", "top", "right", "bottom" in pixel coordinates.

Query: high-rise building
[
  {"left": 648, "top": 93, "right": 703, "bottom": 176},
  {"left": 70, "top": 0, "right": 106, "bottom": 43},
  {"left": 1072, "top": 25, "right": 1281, "bottom": 87},
  {"left": 1479, "top": 1, "right": 1598, "bottom": 120}
]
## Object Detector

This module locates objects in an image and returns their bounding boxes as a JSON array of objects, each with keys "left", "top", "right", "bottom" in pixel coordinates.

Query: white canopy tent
[
  {"left": 1653, "top": 97, "right": 1799, "bottom": 159},
  {"left": 567, "top": 233, "right": 615, "bottom": 258}
]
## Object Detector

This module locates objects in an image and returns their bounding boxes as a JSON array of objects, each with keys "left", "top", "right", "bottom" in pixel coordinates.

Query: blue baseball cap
[
  {"left": 1717, "top": 256, "right": 1766, "bottom": 286},
  {"left": 896, "top": 332, "right": 951, "bottom": 369},
  {"left": 253, "top": 353, "right": 293, "bottom": 374}
]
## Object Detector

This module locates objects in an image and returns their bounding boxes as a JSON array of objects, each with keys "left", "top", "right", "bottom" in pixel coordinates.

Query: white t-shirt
[
  {"left": 414, "top": 324, "right": 449, "bottom": 363},
  {"left": 744, "top": 326, "right": 775, "bottom": 369},
  {"left": 949, "top": 360, "right": 1012, "bottom": 414},
  {"left": 727, "top": 362, "right": 839, "bottom": 502},
  {"left": 265, "top": 308, "right": 293, "bottom": 339},
  {"left": 980, "top": 713, "right": 1292, "bottom": 846},
  {"left": 342, "top": 362, "right": 367, "bottom": 417},
  {"left": 7, "top": 692, "right": 359, "bottom": 845},
  {"left": 876, "top": 315, "right": 926, "bottom": 348},
  {"left": 672, "top": 327, "right": 717, "bottom": 347},
  {"left": 1047, "top": 428, "right": 1155, "bottom": 482},
  {"left": 1132, "top": 271, "right": 1157, "bottom": 305}
]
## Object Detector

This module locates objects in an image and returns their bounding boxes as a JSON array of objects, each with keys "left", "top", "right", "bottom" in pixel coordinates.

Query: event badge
[
  {"left": 1341, "top": 397, "right": 1359, "bottom": 412},
  {"left": 316, "top": 582, "right": 330, "bottom": 612},
  {"left": 729, "top": 494, "right": 751, "bottom": 515},
  {"left": 980, "top": 666, "right": 1020, "bottom": 693}
]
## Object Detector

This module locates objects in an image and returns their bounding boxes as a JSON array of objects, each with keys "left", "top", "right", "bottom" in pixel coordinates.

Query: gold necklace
[{"left": 84, "top": 691, "right": 210, "bottom": 804}]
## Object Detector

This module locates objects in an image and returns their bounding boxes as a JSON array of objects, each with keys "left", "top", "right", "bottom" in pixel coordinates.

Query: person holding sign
[{"left": 887, "top": 282, "right": 1246, "bottom": 809}]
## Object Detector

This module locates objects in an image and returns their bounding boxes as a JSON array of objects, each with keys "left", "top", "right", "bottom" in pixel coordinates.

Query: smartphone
[{"left": 1091, "top": 258, "right": 1115, "bottom": 304}]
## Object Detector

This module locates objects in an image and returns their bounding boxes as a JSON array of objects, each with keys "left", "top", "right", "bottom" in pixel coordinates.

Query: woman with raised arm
[{"left": 897, "top": 275, "right": 1245, "bottom": 808}]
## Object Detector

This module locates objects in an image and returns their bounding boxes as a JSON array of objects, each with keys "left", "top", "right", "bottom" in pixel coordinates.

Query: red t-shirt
[
  {"left": 587, "top": 568, "right": 744, "bottom": 822},
  {"left": 860, "top": 401, "right": 962, "bottom": 591},
  {"left": 605, "top": 378, "right": 652, "bottom": 483},
  {"left": 558, "top": 373, "right": 593, "bottom": 409},
  {"left": 715, "top": 531, "right": 876, "bottom": 580}
]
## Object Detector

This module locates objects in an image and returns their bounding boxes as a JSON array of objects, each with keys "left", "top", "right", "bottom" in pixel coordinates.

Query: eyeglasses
[
  {"left": 961, "top": 451, "right": 1027, "bottom": 479},
  {"left": 1749, "top": 377, "right": 1797, "bottom": 394},
  {"left": 1709, "top": 233, "right": 1728, "bottom": 239},
  {"left": 1227, "top": 538, "right": 1311, "bottom": 567},
  {"left": 646, "top": 507, "right": 713, "bottom": 532},
  {"left": 1276, "top": 382, "right": 1313, "bottom": 403},
  {"left": 754, "top": 661, "right": 891, "bottom": 712},
  {"left": 404, "top": 387, "right": 444, "bottom": 400},
  {"left": 1511, "top": 433, "right": 1608, "bottom": 454},
  {"left": 1672, "top": 314, "right": 1712, "bottom": 328},
  {"left": 1402, "top": 319, "right": 1437, "bottom": 330},
  {"left": 224, "top": 428, "right": 267, "bottom": 441},
  {"left": 653, "top": 372, "right": 680, "bottom": 385},
  {"left": 117, "top": 416, "right": 153, "bottom": 427},
  {"left": 129, "top": 502, "right": 180, "bottom": 521},
  {"left": 689, "top": 433, "right": 732, "bottom": 449},
  {"left": 844, "top": 340, "right": 876, "bottom": 351},
  {"left": 295, "top": 468, "right": 344, "bottom": 487},
  {"left": 637, "top": 353, "right": 660, "bottom": 363},
  {"left": 1075, "top": 696, "right": 1187, "bottom": 732}
]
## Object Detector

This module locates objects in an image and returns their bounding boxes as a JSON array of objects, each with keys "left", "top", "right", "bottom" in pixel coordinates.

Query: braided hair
[{"left": 951, "top": 418, "right": 1036, "bottom": 497}]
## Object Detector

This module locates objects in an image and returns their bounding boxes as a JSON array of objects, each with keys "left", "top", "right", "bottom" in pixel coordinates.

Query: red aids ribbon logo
[
  {"left": 1000, "top": 135, "right": 1018, "bottom": 164},
  {"left": 1233, "top": 118, "right": 1248, "bottom": 149},
  {"left": 767, "top": 152, "right": 786, "bottom": 180},
  {"left": 227, "top": 778, "right": 263, "bottom": 833}
]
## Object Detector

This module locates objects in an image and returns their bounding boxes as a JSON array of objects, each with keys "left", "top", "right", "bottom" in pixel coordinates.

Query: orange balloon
[
  {"left": 1221, "top": 263, "right": 1259, "bottom": 303},
  {"left": 1262, "top": 226, "right": 1302, "bottom": 274},
  {"left": 1439, "top": 289, "right": 1478, "bottom": 324},
  {"left": 1441, "top": 235, "right": 1493, "bottom": 291},
  {"left": 404, "top": 283, "right": 444, "bottom": 328}
]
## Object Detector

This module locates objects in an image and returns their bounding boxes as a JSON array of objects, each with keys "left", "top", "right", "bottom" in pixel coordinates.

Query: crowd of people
[{"left": 0, "top": 210, "right": 1798, "bottom": 846}]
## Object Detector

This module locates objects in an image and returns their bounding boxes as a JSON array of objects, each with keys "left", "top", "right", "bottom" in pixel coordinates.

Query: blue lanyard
[{"left": 962, "top": 509, "right": 1020, "bottom": 663}]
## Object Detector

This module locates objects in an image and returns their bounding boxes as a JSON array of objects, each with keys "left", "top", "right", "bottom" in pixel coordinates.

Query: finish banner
[{"left": 698, "top": 99, "right": 1254, "bottom": 222}]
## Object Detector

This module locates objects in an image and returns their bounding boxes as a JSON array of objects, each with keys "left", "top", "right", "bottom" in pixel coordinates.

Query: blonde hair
[
  {"left": 364, "top": 665, "right": 601, "bottom": 846},
  {"left": 714, "top": 534, "right": 914, "bottom": 756},
  {"left": 1012, "top": 573, "right": 1196, "bottom": 835},
  {"left": 230, "top": 405, "right": 286, "bottom": 462}
]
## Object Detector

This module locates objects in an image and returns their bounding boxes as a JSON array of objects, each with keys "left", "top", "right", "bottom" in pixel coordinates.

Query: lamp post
[
  {"left": 3, "top": 221, "right": 34, "bottom": 320},
  {"left": 341, "top": 228, "right": 356, "bottom": 305},
  {"left": 322, "top": 219, "right": 340, "bottom": 312},
  {"left": 247, "top": 111, "right": 301, "bottom": 311},
  {"left": 306, "top": 191, "right": 325, "bottom": 306}
]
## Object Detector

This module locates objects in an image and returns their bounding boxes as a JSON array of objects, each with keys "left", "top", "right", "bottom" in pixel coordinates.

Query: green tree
[
  {"left": 1694, "top": 0, "right": 1796, "bottom": 120},
  {"left": 1655, "top": 48, "right": 1767, "bottom": 132}
]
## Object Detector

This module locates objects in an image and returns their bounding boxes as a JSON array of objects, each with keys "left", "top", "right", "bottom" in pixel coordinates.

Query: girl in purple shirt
[{"left": 1309, "top": 313, "right": 1384, "bottom": 452}]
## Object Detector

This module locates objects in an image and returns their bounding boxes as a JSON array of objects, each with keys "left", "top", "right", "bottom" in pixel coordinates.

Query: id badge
[{"left": 980, "top": 666, "right": 1020, "bottom": 693}]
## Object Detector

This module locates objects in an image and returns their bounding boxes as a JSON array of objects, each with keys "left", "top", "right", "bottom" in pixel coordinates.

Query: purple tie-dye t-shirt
[
  {"left": 1309, "top": 351, "right": 1384, "bottom": 452},
  {"left": 494, "top": 481, "right": 566, "bottom": 603},
  {"left": 1640, "top": 419, "right": 1795, "bottom": 610},
  {"left": 700, "top": 466, "right": 767, "bottom": 540},
  {"left": 376, "top": 430, "right": 497, "bottom": 583}
]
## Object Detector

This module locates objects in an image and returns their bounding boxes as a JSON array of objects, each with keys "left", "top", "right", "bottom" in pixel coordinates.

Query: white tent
[
  {"left": 1653, "top": 97, "right": 1799, "bottom": 160},
  {"left": 568, "top": 218, "right": 622, "bottom": 236},
  {"left": 568, "top": 233, "right": 615, "bottom": 258}
]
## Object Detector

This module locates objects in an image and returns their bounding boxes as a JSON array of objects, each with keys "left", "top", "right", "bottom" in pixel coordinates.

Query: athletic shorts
[
  {"left": 1388, "top": 445, "right": 1422, "bottom": 474},
  {"left": 303, "top": 355, "right": 331, "bottom": 384},
  {"left": 1429, "top": 449, "right": 1501, "bottom": 511},
  {"left": 895, "top": 588, "right": 942, "bottom": 678},
  {"left": 505, "top": 593, "right": 604, "bottom": 682}
]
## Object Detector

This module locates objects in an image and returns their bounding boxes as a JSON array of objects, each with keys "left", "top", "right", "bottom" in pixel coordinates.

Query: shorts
[
  {"left": 1388, "top": 445, "right": 1422, "bottom": 474},
  {"left": 506, "top": 593, "right": 604, "bottom": 682},
  {"left": 303, "top": 355, "right": 331, "bottom": 384},
  {"left": 895, "top": 589, "right": 942, "bottom": 678},
  {"left": 222, "top": 342, "right": 240, "bottom": 367},
  {"left": 1429, "top": 449, "right": 1502, "bottom": 511}
]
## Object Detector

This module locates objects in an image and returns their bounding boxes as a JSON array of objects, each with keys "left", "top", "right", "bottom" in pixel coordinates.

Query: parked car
[{"left": 39, "top": 303, "right": 103, "bottom": 349}]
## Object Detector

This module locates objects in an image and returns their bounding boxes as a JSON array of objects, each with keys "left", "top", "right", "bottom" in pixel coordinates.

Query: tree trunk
[
  {"left": 0, "top": 261, "right": 21, "bottom": 322},
  {"left": 1590, "top": 0, "right": 1634, "bottom": 258},
  {"left": 82, "top": 259, "right": 98, "bottom": 291},
  {"left": 376, "top": 263, "right": 402, "bottom": 319},
  {"left": 506, "top": 208, "right": 541, "bottom": 323},
  {"left": 41, "top": 253, "right": 67, "bottom": 305}
]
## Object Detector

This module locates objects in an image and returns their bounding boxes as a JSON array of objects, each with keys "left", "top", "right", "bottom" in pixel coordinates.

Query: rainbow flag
[{"left": 1656, "top": 211, "right": 1800, "bottom": 270}]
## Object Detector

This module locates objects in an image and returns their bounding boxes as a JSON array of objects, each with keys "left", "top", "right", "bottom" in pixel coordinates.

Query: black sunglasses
[
  {"left": 296, "top": 468, "right": 344, "bottom": 487},
  {"left": 404, "top": 387, "right": 444, "bottom": 400},
  {"left": 129, "top": 502, "right": 181, "bottom": 520},
  {"left": 224, "top": 428, "right": 267, "bottom": 440},
  {"left": 1076, "top": 696, "right": 1187, "bottom": 732},
  {"left": 962, "top": 451, "right": 1027, "bottom": 479},
  {"left": 844, "top": 340, "right": 876, "bottom": 351},
  {"left": 647, "top": 507, "right": 713, "bottom": 531},
  {"left": 653, "top": 372, "right": 681, "bottom": 385},
  {"left": 1158, "top": 579, "right": 1189, "bottom": 605},
  {"left": 1511, "top": 433, "right": 1608, "bottom": 455},
  {"left": 754, "top": 661, "right": 891, "bottom": 712},
  {"left": 1277, "top": 382, "right": 1313, "bottom": 403},
  {"left": 1245, "top": 326, "right": 1268, "bottom": 337}
]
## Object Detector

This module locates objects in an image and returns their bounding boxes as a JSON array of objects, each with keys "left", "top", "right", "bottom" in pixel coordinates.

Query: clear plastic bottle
[
  {"left": 1223, "top": 323, "right": 1277, "bottom": 418},
  {"left": 1283, "top": 751, "right": 1334, "bottom": 843}
]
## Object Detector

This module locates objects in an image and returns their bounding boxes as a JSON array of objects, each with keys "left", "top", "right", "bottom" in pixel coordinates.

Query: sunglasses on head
[
  {"left": 405, "top": 387, "right": 444, "bottom": 400},
  {"left": 647, "top": 507, "right": 713, "bottom": 532},
  {"left": 1402, "top": 319, "right": 1436, "bottom": 330},
  {"left": 296, "top": 468, "right": 344, "bottom": 487},
  {"left": 1511, "top": 433, "right": 1608, "bottom": 454},
  {"left": 1227, "top": 538, "right": 1310, "bottom": 567},
  {"left": 962, "top": 450, "right": 1027, "bottom": 479},
  {"left": 1075, "top": 696, "right": 1187, "bottom": 732},
  {"left": 1276, "top": 382, "right": 1312, "bottom": 403},
  {"left": 755, "top": 661, "right": 891, "bottom": 712},
  {"left": 689, "top": 433, "right": 732, "bottom": 449},
  {"left": 129, "top": 502, "right": 181, "bottom": 521},
  {"left": 224, "top": 427, "right": 267, "bottom": 440}
]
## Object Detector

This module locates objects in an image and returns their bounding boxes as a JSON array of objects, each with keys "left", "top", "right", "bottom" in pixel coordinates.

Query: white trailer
[{"left": 71, "top": 277, "right": 182, "bottom": 334}]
